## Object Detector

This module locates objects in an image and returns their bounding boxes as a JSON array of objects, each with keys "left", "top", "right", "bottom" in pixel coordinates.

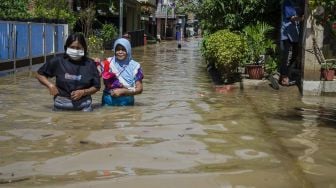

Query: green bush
[
  {"left": 31, "top": 0, "right": 76, "bottom": 28},
  {"left": 196, "top": 0, "right": 279, "bottom": 34},
  {"left": 202, "top": 30, "right": 247, "bottom": 76},
  {"left": 265, "top": 55, "right": 279, "bottom": 74},
  {"left": 0, "top": 0, "right": 30, "bottom": 19},
  {"left": 87, "top": 35, "right": 104, "bottom": 55},
  {"left": 100, "top": 24, "right": 118, "bottom": 42}
]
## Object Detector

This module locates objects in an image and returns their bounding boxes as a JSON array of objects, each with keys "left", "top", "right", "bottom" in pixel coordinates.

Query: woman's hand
[
  {"left": 48, "top": 84, "right": 59, "bottom": 96},
  {"left": 92, "top": 57, "right": 103, "bottom": 76},
  {"left": 110, "top": 88, "right": 128, "bottom": 97},
  {"left": 110, "top": 81, "right": 143, "bottom": 97},
  {"left": 291, "top": 15, "right": 304, "bottom": 22},
  {"left": 36, "top": 74, "right": 59, "bottom": 96},
  {"left": 71, "top": 89, "right": 85, "bottom": 100}
]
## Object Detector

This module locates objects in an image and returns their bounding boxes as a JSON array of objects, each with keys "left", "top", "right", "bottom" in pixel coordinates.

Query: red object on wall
[
  {"left": 144, "top": 34, "right": 147, "bottom": 45},
  {"left": 321, "top": 68, "right": 335, "bottom": 81}
]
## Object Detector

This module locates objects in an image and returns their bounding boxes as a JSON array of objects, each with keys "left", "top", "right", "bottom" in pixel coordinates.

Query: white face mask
[{"left": 66, "top": 48, "right": 85, "bottom": 60}]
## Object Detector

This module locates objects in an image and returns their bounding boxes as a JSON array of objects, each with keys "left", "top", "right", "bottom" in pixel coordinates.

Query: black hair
[{"left": 64, "top": 33, "right": 88, "bottom": 57}]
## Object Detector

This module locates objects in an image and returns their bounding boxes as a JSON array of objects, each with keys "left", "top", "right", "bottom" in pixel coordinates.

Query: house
[
  {"left": 71, "top": 0, "right": 141, "bottom": 36},
  {"left": 138, "top": 0, "right": 157, "bottom": 40},
  {"left": 155, "top": 0, "right": 176, "bottom": 40}
]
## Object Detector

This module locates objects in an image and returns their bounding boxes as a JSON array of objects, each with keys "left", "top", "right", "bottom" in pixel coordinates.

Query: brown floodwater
[{"left": 0, "top": 38, "right": 336, "bottom": 188}]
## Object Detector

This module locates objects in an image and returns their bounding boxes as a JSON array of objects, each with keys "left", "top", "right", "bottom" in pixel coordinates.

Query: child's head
[
  {"left": 64, "top": 33, "right": 88, "bottom": 57},
  {"left": 115, "top": 44, "right": 127, "bottom": 61},
  {"left": 113, "top": 38, "right": 132, "bottom": 61}
]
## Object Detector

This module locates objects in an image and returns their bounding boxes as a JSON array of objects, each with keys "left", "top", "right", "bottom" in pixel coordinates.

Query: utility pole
[
  {"left": 119, "top": 0, "right": 123, "bottom": 37},
  {"left": 164, "top": 4, "right": 168, "bottom": 39}
]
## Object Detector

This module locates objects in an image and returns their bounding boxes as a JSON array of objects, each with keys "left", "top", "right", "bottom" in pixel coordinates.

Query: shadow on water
[{"left": 294, "top": 106, "right": 336, "bottom": 128}]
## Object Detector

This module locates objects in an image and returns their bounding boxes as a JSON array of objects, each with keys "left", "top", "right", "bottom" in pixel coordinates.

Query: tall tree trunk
[{"left": 67, "top": 0, "right": 74, "bottom": 11}]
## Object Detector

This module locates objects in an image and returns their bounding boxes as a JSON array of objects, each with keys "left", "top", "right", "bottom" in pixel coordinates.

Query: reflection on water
[{"left": 0, "top": 39, "right": 336, "bottom": 187}]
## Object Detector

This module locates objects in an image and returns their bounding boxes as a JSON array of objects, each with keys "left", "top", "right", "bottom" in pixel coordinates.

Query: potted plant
[
  {"left": 201, "top": 29, "right": 248, "bottom": 84},
  {"left": 321, "top": 60, "right": 336, "bottom": 81},
  {"left": 243, "top": 22, "right": 276, "bottom": 79},
  {"left": 100, "top": 23, "right": 118, "bottom": 50}
]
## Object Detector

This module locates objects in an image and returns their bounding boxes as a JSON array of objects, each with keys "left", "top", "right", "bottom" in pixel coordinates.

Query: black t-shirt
[{"left": 37, "top": 56, "right": 101, "bottom": 98}]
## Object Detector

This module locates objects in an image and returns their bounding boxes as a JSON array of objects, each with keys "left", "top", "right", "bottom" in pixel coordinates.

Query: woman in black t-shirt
[{"left": 36, "top": 33, "right": 101, "bottom": 111}]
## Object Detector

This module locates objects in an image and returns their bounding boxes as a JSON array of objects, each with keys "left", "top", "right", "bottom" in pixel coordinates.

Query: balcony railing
[
  {"left": 155, "top": 5, "right": 175, "bottom": 19},
  {"left": 137, "top": 0, "right": 156, "bottom": 6}
]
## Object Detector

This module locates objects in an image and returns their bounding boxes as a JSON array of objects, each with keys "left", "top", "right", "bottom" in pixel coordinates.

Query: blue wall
[
  {"left": 15, "top": 23, "right": 29, "bottom": 59},
  {"left": 56, "top": 25, "right": 65, "bottom": 53},
  {"left": 45, "top": 25, "right": 54, "bottom": 55},
  {"left": 0, "top": 21, "right": 67, "bottom": 62},
  {"left": 0, "top": 23, "right": 13, "bottom": 60},
  {"left": 31, "top": 23, "right": 44, "bottom": 57}
]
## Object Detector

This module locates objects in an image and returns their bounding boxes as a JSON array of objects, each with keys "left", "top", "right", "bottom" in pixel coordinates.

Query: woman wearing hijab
[
  {"left": 36, "top": 33, "right": 101, "bottom": 111},
  {"left": 98, "top": 38, "right": 144, "bottom": 106}
]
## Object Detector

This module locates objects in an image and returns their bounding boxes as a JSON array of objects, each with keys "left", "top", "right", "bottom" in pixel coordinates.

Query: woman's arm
[
  {"left": 36, "top": 73, "right": 59, "bottom": 96},
  {"left": 70, "top": 86, "right": 100, "bottom": 101},
  {"left": 133, "top": 80, "right": 143, "bottom": 95},
  {"left": 111, "top": 80, "right": 143, "bottom": 97},
  {"left": 92, "top": 57, "right": 103, "bottom": 76}
]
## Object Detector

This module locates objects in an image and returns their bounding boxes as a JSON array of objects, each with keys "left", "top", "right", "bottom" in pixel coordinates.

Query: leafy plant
[
  {"left": 321, "top": 59, "right": 336, "bottom": 69},
  {"left": 309, "top": 0, "right": 336, "bottom": 25},
  {"left": 33, "top": 7, "right": 75, "bottom": 24},
  {"left": 0, "top": 0, "right": 76, "bottom": 27},
  {"left": 0, "top": 0, "right": 30, "bottom": 19},
  {"left": 265, "top": 55, "right": 279, "bottom": 74},
  {"left": 87, "top": 35, "right": 104, "bottom": 55},
  {"left": 243, "top": 22, "right": 276, "bottom": 65},
  {"left": 100, "top": 24, "right": 118, "bottom": 42},
  {"left": 175, "top": 0, "right": 200, "bottom": 15},
  {"left": 202, "top": 29, "right": 247, "bottom": 76},
  {"left": 78, "top": 3, "right": 96, "bottom": 37},
  {"left": 195, "top": 0, "right": 279, "bottom": 34}
]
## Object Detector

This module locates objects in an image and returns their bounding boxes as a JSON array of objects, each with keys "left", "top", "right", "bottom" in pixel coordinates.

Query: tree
[
  {"left": 32, "top": 0, "right": 76, "bottom": 27},
  {"left": 78, "top": 3, "right": 96, "bottom": 37},
  {"left": 175, "top": 0, "right": 200, "bottom": 15},
  {"left": 195, "top": 0, "right": 280, "bottom": 34},
  {"left": 0, "top": 0, "right": 75, "bottom": 25},
  {"left": 309, "top": 0, "right": 336, "bottom": 25},
  {"left": 0, "top": 0, "right": 30, "bottom": 19}
]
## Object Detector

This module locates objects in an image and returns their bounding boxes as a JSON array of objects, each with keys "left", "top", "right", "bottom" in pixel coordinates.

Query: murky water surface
[{"left": 0, "top": 39, "right": 336, "bottom": 188}]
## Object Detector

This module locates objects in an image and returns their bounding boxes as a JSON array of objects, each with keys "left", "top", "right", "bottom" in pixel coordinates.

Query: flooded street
[{"left": 0, "top": 38, "right": 336, "bottom": 188}]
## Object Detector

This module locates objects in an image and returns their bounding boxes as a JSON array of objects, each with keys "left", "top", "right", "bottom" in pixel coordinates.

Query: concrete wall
[{"left": 301, "top": 2, "right": 336, "bottom": 95}]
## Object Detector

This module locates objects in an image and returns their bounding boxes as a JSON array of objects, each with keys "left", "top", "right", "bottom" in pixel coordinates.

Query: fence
[
  {"left": 127, "top": 30, "right": 145, "bottom": 47},
  {"left": 0, "top": 21, "right": 68, "bottom": 72}
]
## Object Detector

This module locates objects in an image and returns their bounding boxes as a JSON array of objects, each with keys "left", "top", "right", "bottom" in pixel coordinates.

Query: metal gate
[{"left": 0, "top": 21, "right": 68, "bottom": 72}]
